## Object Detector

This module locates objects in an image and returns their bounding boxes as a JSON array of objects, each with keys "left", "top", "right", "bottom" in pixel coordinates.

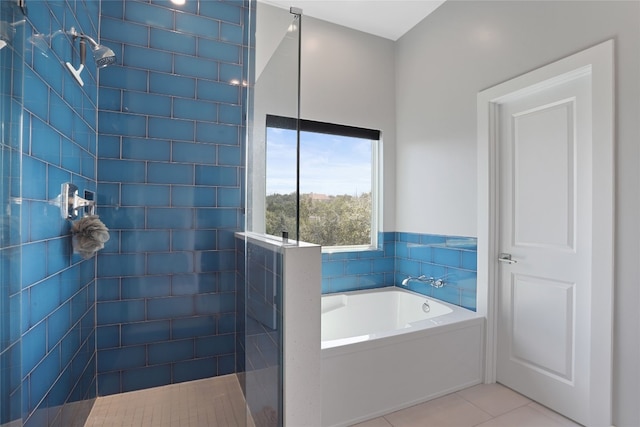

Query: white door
[
  {"left": 494, "top": 59, "right": 611, "bottom": 425},
  {"left": 477, "top": 40, "right": 613, "bottom": 427}
]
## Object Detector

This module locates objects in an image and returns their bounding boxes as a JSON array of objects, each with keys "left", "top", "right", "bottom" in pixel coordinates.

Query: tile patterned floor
[
  {"left": 84, "top": 374, "right": 254, "bottom": 427},
  {"left": 355, "top": 383, "right": 582, "bottom": 427},
  {"left": 84, "top": 378, "right": 580, "bottom": 427}
]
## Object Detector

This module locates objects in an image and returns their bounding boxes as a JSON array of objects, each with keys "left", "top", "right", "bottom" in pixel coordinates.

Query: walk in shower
[{"left": 1, "top": 0, "right": 256, "bottom": 425}]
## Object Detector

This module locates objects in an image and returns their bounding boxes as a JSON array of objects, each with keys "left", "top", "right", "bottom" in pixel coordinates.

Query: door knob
[{"left": 498, "top": 253, "right": 518, "bottom": 264}]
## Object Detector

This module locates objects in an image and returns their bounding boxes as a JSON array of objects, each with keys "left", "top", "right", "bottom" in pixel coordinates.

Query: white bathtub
[{"left": 321, "top": 287, "right": 484, "bottom": 427}]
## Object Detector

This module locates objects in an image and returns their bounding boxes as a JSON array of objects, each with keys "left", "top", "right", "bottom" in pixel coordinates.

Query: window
[{"left": 265, "top": 115, "right": 381, "bottom": 250}]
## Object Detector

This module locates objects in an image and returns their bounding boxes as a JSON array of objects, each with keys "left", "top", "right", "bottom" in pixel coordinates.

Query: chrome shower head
[
  {"left": 67, "top": 27, "right": 116, "bottom": 69},
  {"left": 92, "top": 43, "right": 116, "bottom": 68},
  {"left": 77, "top": 32, "right": 116, "bottom": 68}
]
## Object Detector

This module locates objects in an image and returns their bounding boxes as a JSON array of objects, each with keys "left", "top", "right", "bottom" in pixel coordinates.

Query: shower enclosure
[
  {"left": 2, "top": 0, "right": 251, "bottom": 425},
  {"left": 240, "top": 4, "right": 321, "bottom": 426}
]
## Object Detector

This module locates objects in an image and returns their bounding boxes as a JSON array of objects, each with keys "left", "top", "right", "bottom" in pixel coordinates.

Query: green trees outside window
[{"left": 265, "top": 116, "right": 380, "bottom": 248}]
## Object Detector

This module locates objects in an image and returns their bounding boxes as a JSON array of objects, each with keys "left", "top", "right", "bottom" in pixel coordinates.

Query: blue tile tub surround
[
  {"left": 321, "top": 232, "right": 478, "bottom": 311},
  {"left": 395, "top": 233, "right": 478, "bottom": 311},
  {"left": 7, "top": 0, "right": 101, "bottom": 425},
  {"left": 96, "top": 0, "right": 248, "bottom": 395},
  {"left": 321, "top": 232, "right": 396, "bottom": 294}
]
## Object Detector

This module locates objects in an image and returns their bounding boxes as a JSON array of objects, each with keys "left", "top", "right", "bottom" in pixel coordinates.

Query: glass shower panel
[
  {"left": 243, "top": 5, "right": 301, "bottom": 427},
  {"left": 247, "top": 7, "right": 300, "bottom": 241},
  {"left": 0, "top": 0, "right": 24, "bottom": 425},
  {"left": 242, "top": 237, "right": 283, "bottom": 427}
]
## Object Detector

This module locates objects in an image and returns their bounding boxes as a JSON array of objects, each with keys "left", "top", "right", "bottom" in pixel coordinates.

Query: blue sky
[{"left": 266, "top": 128, "right": 372, "bottom": 196}]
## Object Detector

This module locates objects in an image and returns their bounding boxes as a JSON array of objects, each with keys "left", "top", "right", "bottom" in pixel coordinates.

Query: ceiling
[{"left": 260, "top": 0, "right": 447, "bottom": 41}]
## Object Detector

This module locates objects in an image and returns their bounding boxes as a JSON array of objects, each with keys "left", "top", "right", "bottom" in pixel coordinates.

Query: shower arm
[
  {"left": 65, "top": 26, "right": 117, "bottom": 85},
  {"left": 67, "top": 26, "right": 100, "bottom": 49}
]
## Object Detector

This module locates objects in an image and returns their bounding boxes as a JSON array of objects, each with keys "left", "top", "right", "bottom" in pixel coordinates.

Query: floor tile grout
[
  {"left": 356, "top": 383, "right": 580, "bottom": 427},
  {"left": 84, "top": 374, "right": 255, "bottom": 427}
]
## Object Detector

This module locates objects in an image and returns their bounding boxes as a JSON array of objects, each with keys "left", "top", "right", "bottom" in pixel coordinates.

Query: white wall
[
  {"left": 255, "top": 3, "right": 397, "bottom": 231},
  {"left": 301, "top": 16, "right": 397, "bottom": 231},
  {"left": 255, "top": 2, "right": 294, "bottom": 81},
  {"left": 395, "top": 1, "right": 640, "bottom": 425}
]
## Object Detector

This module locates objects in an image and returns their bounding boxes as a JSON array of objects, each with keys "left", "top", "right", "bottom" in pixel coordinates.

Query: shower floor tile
[
  {"left": 353, "top": 383, "right": 581, "bottom": 427},
  {"left": 84, "top": 374, "right": 254, "bottom": 427}
]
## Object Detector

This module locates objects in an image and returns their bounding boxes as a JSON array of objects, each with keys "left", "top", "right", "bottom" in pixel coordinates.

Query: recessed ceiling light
[{"left": 171, "top": 0, "right": 186, "bottom": 5}]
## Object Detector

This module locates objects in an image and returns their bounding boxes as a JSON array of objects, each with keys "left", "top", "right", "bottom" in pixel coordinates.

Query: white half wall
[
  {"left": 395, "top": 1, "right": 639, "bottom": 425},
  {"left": 283, "top": 241, "right": 322, "bottom": 426}
]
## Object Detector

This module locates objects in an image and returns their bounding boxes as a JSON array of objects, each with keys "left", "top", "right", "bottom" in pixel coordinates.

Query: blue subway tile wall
[
  {"left": 321, "top": 232, "right": 396, "bottom": 294},
  {"left": 3, "top": 1, "right": 101, "bottom": 426},
  {"left": 321, "top": 232, "right": 478, "bottom": 311},
  {"left": 96, "top": 0, "right": 248, "bottom": 395},
  {"left": 394, "top": 233, "right": 478, "bottom": 311}
]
